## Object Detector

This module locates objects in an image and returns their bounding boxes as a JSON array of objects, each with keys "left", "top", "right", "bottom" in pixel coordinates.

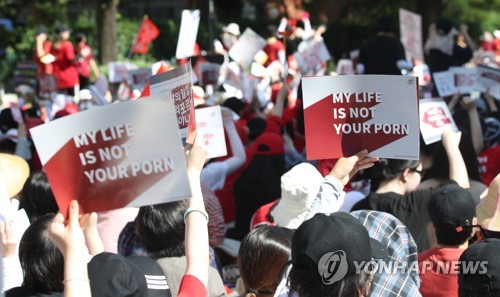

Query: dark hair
[
  {"left": 238, "top": 226, "right": 294, "bottom": 295},
  {"left": 435, "top": 226, "right": 474, "bottom": 246},
  {"left": 459, "top": 288, "right": 500, "bottom": 297},
  {"left": 426, "top": 131, "right": 482, "bottom": 182},
  {"left": 232, "top": 154, "right": 285, "bottom": 240},
  {"left": 289, "top": 257, "right": 373, "bottom": 297},
  {"left": 365, "top": 158, "right": 421, "bottom": 191},
  {"left": 19, "top": 214, "right": 64, "bottom": 293},
  {"left": 19, "top": 172, "right": 59, "bottom": 222},
  {"left": 74, "top": 32, "right": 86, "bottom": 44},
  {"left": 136, "top": 200, "right": 187, "bottom": 259}
]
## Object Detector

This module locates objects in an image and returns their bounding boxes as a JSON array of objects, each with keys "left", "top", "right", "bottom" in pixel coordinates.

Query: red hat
[{"left": 253, "top": 132, "right": 284, "bottom": 155}]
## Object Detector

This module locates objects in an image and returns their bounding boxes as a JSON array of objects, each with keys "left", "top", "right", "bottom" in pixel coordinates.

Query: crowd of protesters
[{"left": 1, "top": 1, "right": 500, "bottom": 296}]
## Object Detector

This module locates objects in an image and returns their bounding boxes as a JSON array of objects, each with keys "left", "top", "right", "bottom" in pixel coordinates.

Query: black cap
[
  {"left": 429, "top": 182, "right": 477, "bottom": 233},
  {"left": 36, "top": 26, "right": 48, "bottom": 36},
  {"left": 247, "top": 117, "right": 268, "bottom": 140},
  {"left": 376, "top": 16, "right": 396, "bottom": 33},
  {"left": 88, "top": 253, "right": 170, "bottom": 297},
  {"left": 222, "top": 97, "right": 246, "bottom": 115},
  {"left": 459, "top": 238, "right": 500, "bottom": 293},
  {"left": 291, "top": 212, "right": 388, "bottom": 284},
  {"left": 55, "top": 24, "right": 71, "bottom": 34}
]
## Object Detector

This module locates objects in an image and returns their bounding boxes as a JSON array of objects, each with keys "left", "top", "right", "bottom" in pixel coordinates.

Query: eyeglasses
[{"left": 410, "top": 168, "right": 426, "bottom": 178}]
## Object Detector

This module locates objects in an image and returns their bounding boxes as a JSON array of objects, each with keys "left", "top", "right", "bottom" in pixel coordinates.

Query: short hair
[
  {"left": 435, "top": 227, "right": 474, "bottom": 246},
  {"left": 289, "top": 257, "right": 373, "bottom": 297},
  {"left": 19, "top": 214, "right": 64, "bottom": 293},
  {"left": 238, "top": 226, "right": 293, "bottom": 295},
  {"left": 366, "top": 159, "right": 421, "bottom": 191},
  {"left": 75, "top": 32, "right": 86, "bottom": 43},
  {"left": 135, "top": 200, "right": 187, "bottom": 259},
  {"left": 19, "top": 172, "right": 59, "bottom": 222}
]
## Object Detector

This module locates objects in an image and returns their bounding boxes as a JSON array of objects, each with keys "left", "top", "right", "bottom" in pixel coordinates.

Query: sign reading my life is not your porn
[
  {"left": 302, "top": 75, "right": 420, "bottom": 160},
  {"left": 419, "top": 98, "right": 458, "bottom": 145},
  {"left": 30, "top": 96, "right": 191, "bottom": 216}
]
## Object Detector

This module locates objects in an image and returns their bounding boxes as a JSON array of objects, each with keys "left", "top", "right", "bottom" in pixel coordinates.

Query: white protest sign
[
  {"left": 30, "top": 96, "right": 191, "bottom": 216},
  {"left": 419, "top": 98, "right": 458, "bottom": 145},
  {"left": 302, "top": 75, "right": 419, "bottom": 160},
  {"left": 108, "top": 62, "right": 138, "bottom": 84},
  {"left": 150, "top": 63, "right": 197, "bottom": 145},
  {"left": 293, "top": 39, "right": 331, "bottom": 75},
  {"left": 477, "top": 65, "right": 500, "bottom": 99},
  {"left": 128, "top": 68, "right": 152, "bottom": 90},
  {"left": 451, "top": 67, "right": 479, "bottom": 94},
  {"left": 336, "top": 59, "right": 354, "bottom": 75},
  {"left": 199, "top": 63, "right": 221, "bottom": 87},
  {"left": 195, "top": 106, "right": 227, "bottom": 159},
  {"left": 229, "top": 28, "right": 267, "bottom": 68},
  {"left": 433, "top": 71, "right": 457, "bottom": 97},
  {"left": 175, "top": 10, "right": 200, "bottom": 59},
  {"left": 399, "top": 8, "right": 424, "bottom": 61}
]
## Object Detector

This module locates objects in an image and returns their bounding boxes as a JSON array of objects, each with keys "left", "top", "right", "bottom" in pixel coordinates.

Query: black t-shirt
[
  {"left": 5, "top": 287, "right": 62, "bottom": 297},
  {"left": 351, "top": 188, "right": 435, "bottom": 252},
  {"left": 358, "top": 35, "right": 406, "bottom": 75}
]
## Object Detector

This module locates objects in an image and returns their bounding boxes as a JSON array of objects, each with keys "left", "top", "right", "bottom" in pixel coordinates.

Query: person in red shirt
[
  {"left": 418, "top": 183, "right": 478, "bottom": 297},
  {"left": 50, "top": 24, "right": 79, "bottom": 95},
  {"left": 74, "top": 33, "right": 99, "bottom": 89}
]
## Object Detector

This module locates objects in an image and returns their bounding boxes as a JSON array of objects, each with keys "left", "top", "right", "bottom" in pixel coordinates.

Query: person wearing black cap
[
  {"left": 357, "top": 15, "right": 411, "bottom": 75},
  {"left": 50, "top": 24, "right": 79, "bottom": 96},
  {"left": 289, "top": 212, "right": 388, "bottom": 297},
  {"left": 458, "top": 238, "right": 500, "bottom": 297},
  {"left": 418, "top": 182, "right": 479, "bottom": 297}
]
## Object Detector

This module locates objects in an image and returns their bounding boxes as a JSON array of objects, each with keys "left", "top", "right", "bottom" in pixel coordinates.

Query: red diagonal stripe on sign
[
  {"left": 304, "top": 94, "right": 408, "bottom": 160},
  {"left": 44, "top": 131, "right": 171, "bottom": 216}
]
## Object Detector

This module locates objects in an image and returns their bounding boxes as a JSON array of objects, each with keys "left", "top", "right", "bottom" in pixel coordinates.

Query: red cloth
[
  {"left": 50, "top": 41, "right": 79, "bottom": 89},
  {"left": 33, "top": 41, "right": 53, "bottom": 76},
  {"left": 478, "top": 145, "right": 500, "bottom": 186},
  {"left": 418, "top": 247, "right": 465, "bottom": 297},
  {"left": 177, "top": 274, "right": 207, "bottom": 297},
  {"left": 140, "top": 62, "right": 173, "bottom": 97},
  {"left": 76, "top": 44, "right": 94, "bottom": 78},
  {"left": 131, "top": 18, "right": 160, "bottom": 54},
  {"left": 263, "top": 39, "right": 284, "bottom": 67}
]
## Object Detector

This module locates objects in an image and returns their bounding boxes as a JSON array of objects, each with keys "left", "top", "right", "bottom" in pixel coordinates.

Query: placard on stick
[
  {"left": 419, "top": 98, "right": 458, "bottom": 145},
  {"left": 228, "top": 28, "right": 266, "bottom": 69},
  {"left": 30, "top": 96, "right": 191, "bottom": 216},
  {"left": 195, "top": 105, "right": 227, "bottom": 159},
  {"left": 302, "top": 75, "right": 419, "bottom": 160}
]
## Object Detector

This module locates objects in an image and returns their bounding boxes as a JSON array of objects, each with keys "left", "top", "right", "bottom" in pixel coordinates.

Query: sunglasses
[{"left": 409, "top": 167, "right": 426, "bottom": 177}]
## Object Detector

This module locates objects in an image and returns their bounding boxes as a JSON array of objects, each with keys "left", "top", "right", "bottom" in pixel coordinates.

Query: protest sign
[
  {"left": 13, "top": 61, "right": 37, "bottom": 89},
  {"left": 451, "top": 67, "right": 479, "bottom": 94},
  {"left": 229, "top": 28, "right": 267, "bottom": 68},
  {"left": 108, "top": 62, "right": 138, "bottom": 83},
  {"left": 293, "top": 39, "right": 331, "bottom": 75},
  {"left": 175, "top": 10, "right": 200, "bottom": 59},
  {"left": 336, "top": 59, "right": 354, "bottom": 75},
  {"left": 30, "top": 96, "right": 191, "bottom": 216},
  {"left": 477, "top": 64, "right": 500, "bottom": 99},
  {"left": 150, "top": 63, "right": 197, "bottom": 145},
  {"left": 199, "top": 63, "right": 221, "bottom": 87},
  {"left": 433, "top": 71, "right": 457, "bottom": 97},
  {"left": 195, "top": 106, "right": 227, "bottom": 159},
  {"left": 399, "top": 8, "right": 424, "bottom": 61},
  {"left": 419, "top": 98, "right": 458, "bottom": 145},
  {"left": 302, "top": 75, "right": 419, "bottom": 160},
  {"left": 128, "top": 68, "right": 151, "bottom": 90}
]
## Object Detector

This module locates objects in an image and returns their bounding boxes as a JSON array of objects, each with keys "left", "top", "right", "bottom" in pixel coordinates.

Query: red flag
[{"left": 131, "top": 17, "right": 160, "bottom": 54}]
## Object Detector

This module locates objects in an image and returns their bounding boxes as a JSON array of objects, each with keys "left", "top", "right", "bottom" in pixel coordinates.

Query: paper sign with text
[
  {"left": 433, "top": 71, "right": 457, "bottom": 97},
  {"left": 451, "top": 67, "right": 479, "bottom": 94},
  {"left": 477, "top": 65, "right": 500, "bottom": 99},
  {"left": 150, "top": 63, "right": 197, "bottom": 145},
  {"left": 175, "top": 10, "right": 200, "bottom": 59},
  {"left": 128, "top": 68, "right": 151, "bottom": 90},
  {"left": 108, "top": 62, "right": 138, "bottom": 84},
  {"left": 302, "top": 75, "right": 419, "bottom": 160},
  {"left": 294, "top": 39, "right": 331, "bottom": 75},
  {"left": 399, "top": 8, "right": 423, "bottom": 61},
  {"left": 195, "top": 106, "right": 227, "bottom": 159},
  {"left": 229, "top": 28, "right": 267, "bottom": 68},
  {"left": 200, "top": 63, "right": 221, "bottom": 87},
  {"left": 419, "top": 98, "right": 458, "bottom": 145},
  {"left": 30, "top": 96, "right": 191, "bottom": 216}
]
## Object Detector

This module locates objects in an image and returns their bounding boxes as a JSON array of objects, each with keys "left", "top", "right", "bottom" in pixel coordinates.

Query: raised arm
[
  {"left": 461, "top": 97, "right": 484, "bottom": 154},
  {"left": 221, "top": 107, "right": 246, "bottom": 175},
  {"left": 184, "top": 141, "right": 209, "bottom": 289},
  {"left": 442, "top": 129, "right": 470, "bottom": 188},
  {"left": 48, "top": 201, "right": 91, "bottom": 297}
]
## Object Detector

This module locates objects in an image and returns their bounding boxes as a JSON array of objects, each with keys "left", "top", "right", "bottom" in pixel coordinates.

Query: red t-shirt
[
  {"left": 50, "top": 41, "right": 79, "bottom": 89},
  {"left": 263, "top": 39, "right": 285, "bottom": 67},
  {"left": 418, "top": 247, "right": 465, "bottom": 297},
  {"left": 478, "top": 145, "right": 500, "bottom": 186},
  {"left": 76, "top": 44, "right": 94, "bottom": 78},
  {"left": 177, "top": 274, "right": 207, "bottom": 297},
  {"left": 33, "top": 41, "right": 54, "bottom": 76}
]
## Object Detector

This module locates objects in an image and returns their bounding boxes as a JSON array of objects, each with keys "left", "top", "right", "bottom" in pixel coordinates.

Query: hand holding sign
[
  {"left": 442, "top": 129, "right": 462, "bottom": 152},
  {"left": 329, "top": 150, "right": 379, "bottom": 186}
]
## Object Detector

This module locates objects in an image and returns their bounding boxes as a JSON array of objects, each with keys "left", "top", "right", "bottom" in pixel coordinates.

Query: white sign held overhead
[{"left": 175, "top": 10, "right": 201, "bottom": 59}]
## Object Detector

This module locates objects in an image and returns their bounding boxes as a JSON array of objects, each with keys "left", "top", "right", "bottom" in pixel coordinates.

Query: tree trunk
[
  {"left": 417, "top": 0, "right": 447, "bottom": 41},
  {"left": 96, "top": 0, "right": 118, "bottom": 64}
]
